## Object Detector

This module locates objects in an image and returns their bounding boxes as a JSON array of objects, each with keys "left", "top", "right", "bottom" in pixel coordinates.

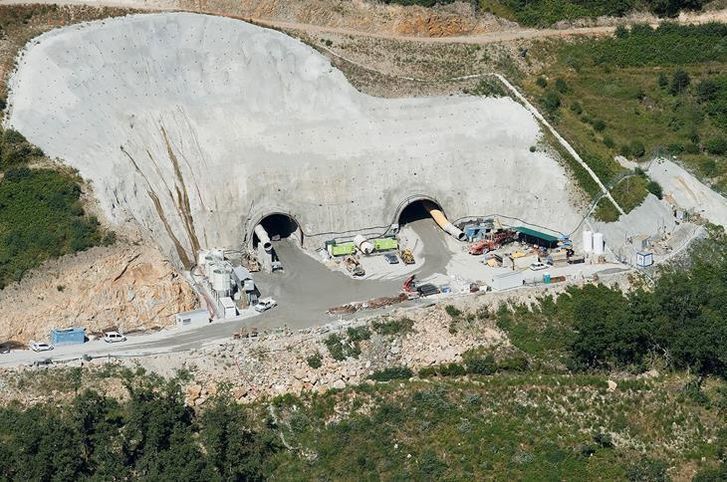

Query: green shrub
[
  {"left": 592, "top": 119, "right": 606, "bottom": 132},
  {"left": 555, "top": 78, "right": 568, "bottom": 93},
  {"left": 444, "top": 305, "right": 463, "bottom": 318},
  {"left": 570, "top": 101, "right": 583, "bottom": 115},
  {"left": 541, "top": 90, "right": 561, "bottom": 114},
  {"left": 630, "top": 140, "right": 646, "bottom": 158},
  {"left": 307, "top": 352, "right": 322, "bottom": 369},
  {"left": 615, "top": 25, "right": 629, "bottom": 38},
  {"left": 603, "top": 136, "right": 615, "bottom": 148},
  {"left": 658, "top": 72, "right": 669, "bottom": 89},
  {"left": 465, "top": 354, "right": 497, "bottom": 375},
  {"left": 670, "top": 69, "right": 691, "bottom": 95},
  {"left": 535, "top": 76, "right": 547, "bottom": 88},
  {"left": 705, "top": 137, "right": 727, "bottom": 155},
  {"left": 369, "top": 366, "right": 413, "bottom": 382},
  {"left": 418, "top": 363, "right": 466, "bottom": 378},
  {"left": 372, "top": 317, "right": 414, "bottom": 336},
  {"left": 498, "top": 354, "right": 530, "bottom": 372},
  {"left": 626, "top": 458, "right": 668, "bottom": 482},
  {"left": 346, "top": 326, "right": 371, "bottom": 342},
  {"left": 647, "top": 180, "right": 663, "bottom": 199}
]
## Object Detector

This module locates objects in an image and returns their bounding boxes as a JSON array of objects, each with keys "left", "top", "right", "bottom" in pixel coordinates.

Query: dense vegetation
[
  {"left": 380, "top": 0, "right": 709, "bottom": 27},
  {"left": 498, "top": 226, "right": 727, "bottom": 377},
  {"left": 0, "top": 128, "right": 112, "bottom": 288},
  {"left": 524, "top": 23, "right": 727, "bottom": 219},
  {"left": 489, "top": 0, "right": 707, "bottom": 27},
  {"left": 0, "top": 371, "right": 279, "bottom": 481}
]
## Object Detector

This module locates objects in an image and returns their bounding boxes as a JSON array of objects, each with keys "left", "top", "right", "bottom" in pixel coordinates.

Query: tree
[{"left": 670, "top": 69, "right": 691, "bottom": 95}]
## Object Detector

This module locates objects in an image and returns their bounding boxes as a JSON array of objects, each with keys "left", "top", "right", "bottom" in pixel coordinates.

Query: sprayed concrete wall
[{"left": 6, "top": 13, "right": 581, "bottom": 268}]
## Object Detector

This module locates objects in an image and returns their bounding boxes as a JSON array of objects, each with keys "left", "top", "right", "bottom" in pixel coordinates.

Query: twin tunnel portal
[{"left": 250, "top": 198, "right": 464, "bottom": 259}]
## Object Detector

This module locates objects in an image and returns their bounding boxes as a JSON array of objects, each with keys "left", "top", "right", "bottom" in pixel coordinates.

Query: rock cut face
[{"left": 7, "top": 13, "right": 580, "bottom": 267}]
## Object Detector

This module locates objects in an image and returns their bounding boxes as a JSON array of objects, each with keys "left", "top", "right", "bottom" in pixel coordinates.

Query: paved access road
[{"left": 0, "top": 219, "right": 450, "bottom": 367}]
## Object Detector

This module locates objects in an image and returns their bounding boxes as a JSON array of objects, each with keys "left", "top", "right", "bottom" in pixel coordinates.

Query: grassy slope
[
  {"left": 521, "top": 23, "right": 727, "bottom": 220},
  {"left": 268, "top": 373, "right": 724, "bottom": 480}
]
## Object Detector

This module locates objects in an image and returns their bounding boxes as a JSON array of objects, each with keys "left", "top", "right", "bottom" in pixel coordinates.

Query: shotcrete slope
[{"left": 6, "top": 13, "right": 581, "bottom": 267}]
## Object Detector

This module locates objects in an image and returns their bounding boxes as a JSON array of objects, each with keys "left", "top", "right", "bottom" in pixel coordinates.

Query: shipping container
[{"left": 50, "top": 327, "right": 85, "bottom": 346}]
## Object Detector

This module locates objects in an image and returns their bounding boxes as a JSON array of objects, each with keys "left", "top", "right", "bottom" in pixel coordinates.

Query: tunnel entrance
[
  {"left": 252, "top": 213, "right": 303, "bottom": 249},
  {"left": 398, "top": 199, "right": 442, "bottom": 226},
  {"left": 397, "top": 198, "right": 466, "bottom": 241}
]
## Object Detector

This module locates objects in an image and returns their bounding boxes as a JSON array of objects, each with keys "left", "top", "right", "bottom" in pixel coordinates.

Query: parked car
[
  {"left": 29, "top": 341, "right": 54, "bottom": 352},
  {"left": 254, "top": 297, "right": 278, "bottom": 313},
  {"left": 384, "top": 253, "right": 399, "bottom": 264},
  {"left": 529, "top": 262, "right": 548, "bottom": 271},
  {"left": 103, "top": 331, "right": 127, "bottom": 343}
]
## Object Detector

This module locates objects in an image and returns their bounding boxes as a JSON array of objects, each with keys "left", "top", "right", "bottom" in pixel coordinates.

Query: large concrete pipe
[
  {"left": 254, "top": 224, "right": 273, "bottom": 252},
  {"left": 354, "top": 234, "right": 375, "bottom": 255},
  {"left": 425, "top": 203, "right": 466, "bottom": 241}
]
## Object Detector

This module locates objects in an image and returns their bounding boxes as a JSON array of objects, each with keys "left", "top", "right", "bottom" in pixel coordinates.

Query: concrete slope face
[{"left": 6, "top": 13, "right": 580, "bottom": 268}]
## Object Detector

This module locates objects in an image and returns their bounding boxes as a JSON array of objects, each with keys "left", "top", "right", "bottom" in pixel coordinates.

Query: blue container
[
  {"left": 50, "top": 327, "right": 86, "bottom": 346},
  {"left": 543, "top": 273, "right": 551, "bottom": 284}
]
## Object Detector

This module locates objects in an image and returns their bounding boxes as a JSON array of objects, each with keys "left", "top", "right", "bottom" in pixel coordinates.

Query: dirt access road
[{"left": 1, "top": 0, "right": 725, "bottom": 45}]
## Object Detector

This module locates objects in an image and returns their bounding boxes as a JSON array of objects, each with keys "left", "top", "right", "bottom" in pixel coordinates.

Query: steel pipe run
[
  {"left": 425, "top": 203, "right": 466, "bottom": 241},
  {"left": 254, "top": 224, "right": 273, "bottom": 252},
  {"left": 353, "top": 234, "right": 375, "bottom": 255}
]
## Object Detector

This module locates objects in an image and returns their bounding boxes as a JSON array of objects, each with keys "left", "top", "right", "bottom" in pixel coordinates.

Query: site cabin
[
  {"left": 636, "top": 251, "right": 654, "bottom": 267},
  {"left": 175, "top": 309, "right": 210, "bottom": 327},
  {"left": 489, "top": 271, "right": 525, "bottom": 291}
]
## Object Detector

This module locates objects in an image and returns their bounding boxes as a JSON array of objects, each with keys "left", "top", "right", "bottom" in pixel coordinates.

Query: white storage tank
[
  {"left": 582, "top": 230, "right": 593, "bottom": 253},
  {"left": 593, "top": 232, "right": 604, "bottom": 255},
  {"left": 353, "top": 234, "right": 374, "bottom": 255},
  {"left": 211, "top": 267, "right": 231, "bottom": 293}
]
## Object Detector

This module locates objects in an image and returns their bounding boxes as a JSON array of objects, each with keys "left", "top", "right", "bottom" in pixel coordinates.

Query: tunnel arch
[
  {"left": 250, "top": 212, "right": 303, "bottom": 250},
  {"left": 396, "top": 196, "right": 447, "bottom": 227},
  {"left": 395, "top": 196, "right": 466, "bottom": 241}
]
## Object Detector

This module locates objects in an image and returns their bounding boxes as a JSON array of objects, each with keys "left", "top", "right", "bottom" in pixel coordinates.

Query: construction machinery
[
  {"left": 399, "top": 248, "right": 415, "bottom": 265},
  {"left": 468, "top": 229, "right": 515, "bottom": 255},
  {"left": 343, "top": 256, "right": 365, "bottom": 277},
  {"left": 402, "top": 274, "right": 420, "bottom": 299}
]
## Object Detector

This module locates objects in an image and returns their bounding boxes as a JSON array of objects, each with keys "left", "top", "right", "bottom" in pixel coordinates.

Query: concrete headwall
[{"left": 6, "top": 13, "right": 582, "bottom": 268}]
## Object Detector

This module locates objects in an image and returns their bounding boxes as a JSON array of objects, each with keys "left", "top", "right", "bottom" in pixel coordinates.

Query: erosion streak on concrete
[
  {"left": 161, "top": 125, "right": 202, "bottom": 256},
  {"left": 6, "top": 13, "right": 582, "bottom": 267},
  {"left": 121, "top": 146, "right": 193, "bottom": 267}
]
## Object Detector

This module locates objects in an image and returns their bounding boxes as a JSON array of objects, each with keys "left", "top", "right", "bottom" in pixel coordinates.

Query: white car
[
  {"left": 530, "top": 262, "right": 548, "bottom": 271},
  {"left": 29, "top": 341, "right": 54, "bottom": 352},
  {"left": 254, "top": 297, "right": 277, "bottom": 313},
  {"left": 103, "top": 331, "right": 127, "bottom": 343}
]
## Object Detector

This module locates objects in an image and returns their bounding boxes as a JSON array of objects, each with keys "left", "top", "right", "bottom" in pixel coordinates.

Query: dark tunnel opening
[
  {"left": 398, "top": 199, "right": 443, "bottom": 226},
  {"left": 252, "top": 214, "right": 302, "bottom": 249}
]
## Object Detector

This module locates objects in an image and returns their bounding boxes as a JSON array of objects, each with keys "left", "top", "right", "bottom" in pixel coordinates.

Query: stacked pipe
[
  {"left": 424, "top": 202, "right": 466, "bottom": 241},
  {"left": 254, "top": 224, "right": 273, "bottom": 252}
]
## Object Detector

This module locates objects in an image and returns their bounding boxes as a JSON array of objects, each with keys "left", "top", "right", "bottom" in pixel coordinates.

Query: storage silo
[
  {"left": 593, "top": 232, "right": 604, "bottom": 255},
  {"left": 582, "top": 230, "right": 593, "bottom": 253}
]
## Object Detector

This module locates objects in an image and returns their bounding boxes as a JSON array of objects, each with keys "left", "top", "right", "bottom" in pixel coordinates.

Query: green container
[
  {"left": 373, "top": 238, "right": 399, "bottom": 252},
  {"left": 329, "top": 242, "right": 356, "bottom": 257}
]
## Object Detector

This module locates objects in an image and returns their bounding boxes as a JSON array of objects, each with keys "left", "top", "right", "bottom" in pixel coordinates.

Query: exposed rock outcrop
[{"left": 0, "top": 242, "right": 197, "bottom": 343}]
